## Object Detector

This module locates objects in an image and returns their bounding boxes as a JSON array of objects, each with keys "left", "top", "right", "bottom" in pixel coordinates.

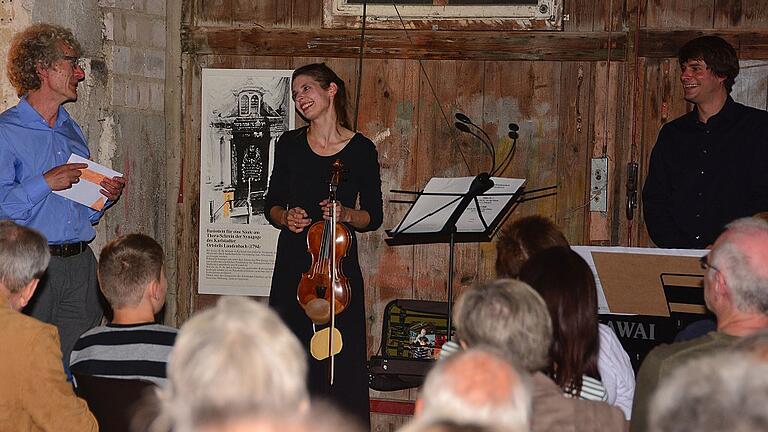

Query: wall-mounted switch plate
[{"left": 590, "top": 157, "right": 608, "bottom": 212}]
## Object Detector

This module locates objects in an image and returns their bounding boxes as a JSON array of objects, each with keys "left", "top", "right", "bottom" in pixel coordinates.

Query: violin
[{"left": 297, "top": 159, "right": 351, "bottom": 381}]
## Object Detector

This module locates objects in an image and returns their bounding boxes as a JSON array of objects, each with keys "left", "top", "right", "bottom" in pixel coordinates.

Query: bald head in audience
[
  {"left": 703, "top": 217, "right": 768, "bottom": 326},
  {"left": 153, "top": 297, "right": 308, "bottom": 432},
  {"left": 414, "top": 347, "right": 531, "bottom": 432},
  {"left": 649, "top": 353, "right": 768, "bottom": 432},
  {"left": 631, "top": 217, "right": 768, "bottom": 432}
]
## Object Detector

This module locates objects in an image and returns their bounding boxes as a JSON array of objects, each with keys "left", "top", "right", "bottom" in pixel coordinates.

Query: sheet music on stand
[{"left": 390, "top": 176, "right": 525, "bottom": 236}]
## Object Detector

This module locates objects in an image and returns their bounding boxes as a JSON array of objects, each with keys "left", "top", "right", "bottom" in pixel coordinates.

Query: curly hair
[{"left": 7, "top": 23, "right": 82, "bottom": 97}]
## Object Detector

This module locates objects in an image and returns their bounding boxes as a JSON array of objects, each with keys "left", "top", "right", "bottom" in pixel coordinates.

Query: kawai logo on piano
[{"left": 607, "top": 321, "right": 656, "bottom": 341}]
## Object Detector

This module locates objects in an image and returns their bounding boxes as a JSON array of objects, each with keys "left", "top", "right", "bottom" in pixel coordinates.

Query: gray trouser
[{"left": 25, "top": 247, "right": 104, "bottom": 368}]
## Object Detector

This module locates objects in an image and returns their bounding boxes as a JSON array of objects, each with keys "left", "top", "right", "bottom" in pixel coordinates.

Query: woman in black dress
[{"left": 264, "top": 63, "right": 383, "bottom": 427}]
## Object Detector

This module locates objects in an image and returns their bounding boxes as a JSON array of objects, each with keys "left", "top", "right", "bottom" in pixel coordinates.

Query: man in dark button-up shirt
[{"left": 643, "top": 36, "right": 768, "bottom": 249}]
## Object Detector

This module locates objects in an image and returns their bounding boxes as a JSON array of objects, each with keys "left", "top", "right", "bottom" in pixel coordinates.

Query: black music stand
[{"left": 385, "top": 174, "right": 526, "bottom": 340}]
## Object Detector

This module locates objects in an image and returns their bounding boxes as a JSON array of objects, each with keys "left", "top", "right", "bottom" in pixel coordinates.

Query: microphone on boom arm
[
  {"left": 493, "top": 123, "right": 520, "bottom": 176},
  {"left": 454, "top": 112, "right": 496, "bottom": 175},
  {"left": 453, "top": 112, "right": 521, "bottom": 177}
]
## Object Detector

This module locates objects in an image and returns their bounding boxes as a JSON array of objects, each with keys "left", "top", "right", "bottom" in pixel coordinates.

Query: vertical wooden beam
[
  {"left": 556, "top": 61, "right": 592, "bottom": 245},
  {"left": 176, "top": 53, "right": 203, "bottom": 324},
  {"left": 616, "top": 0, "right": 643, "bottom": 246},
  {"left": 166, "top": 0, "right": 183, "bottom": 326},
  {"left": 589, "top": 60, "right": 623, "bottom": 244},
  {"left": 588, "top": 0, "right": 624, "bottom": 244}
]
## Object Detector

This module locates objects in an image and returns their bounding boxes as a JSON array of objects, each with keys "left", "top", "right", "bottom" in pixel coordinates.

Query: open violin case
[{"left": 367, "top": 299, "right": 453, "bottom": 391}]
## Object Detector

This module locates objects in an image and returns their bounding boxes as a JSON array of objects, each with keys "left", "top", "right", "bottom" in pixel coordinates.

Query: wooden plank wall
[{"left": 170, "top": 0, "right": 768, "bottom": 429}]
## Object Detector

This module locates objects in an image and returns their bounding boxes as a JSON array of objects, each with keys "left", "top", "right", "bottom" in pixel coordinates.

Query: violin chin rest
[
  {"left": 305, "top": 298, "right": 331, "bottom": 324},
  {"left": 310, "top": 327, "right": 343, "bottom": 360}
]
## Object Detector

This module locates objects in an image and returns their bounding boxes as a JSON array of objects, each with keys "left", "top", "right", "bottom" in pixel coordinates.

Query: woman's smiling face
[{"left": 292, "top": 74, "right": 336, "bottom": 122}]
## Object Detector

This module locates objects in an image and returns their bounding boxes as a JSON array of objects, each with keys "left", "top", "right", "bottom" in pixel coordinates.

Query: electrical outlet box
[{"left": 590, "top": 157, "right": 608, "bottom": 212}]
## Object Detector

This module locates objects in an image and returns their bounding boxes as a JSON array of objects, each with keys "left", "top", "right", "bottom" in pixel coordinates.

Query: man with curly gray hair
[{"left": 0, "top": 23, "right": 126, "bottom": 366}]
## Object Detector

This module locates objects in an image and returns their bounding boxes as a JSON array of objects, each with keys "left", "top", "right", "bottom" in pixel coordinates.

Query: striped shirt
[
  {"left": 576, "top": 375, "right": 609, "bottom": 402},
  {"left": 69, "top": 323, "right": 177, "bottom": 386}
]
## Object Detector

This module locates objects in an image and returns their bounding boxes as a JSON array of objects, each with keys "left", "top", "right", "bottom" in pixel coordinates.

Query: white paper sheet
[
  {"left": 53, "top": 154, "right": 122, "bottom": 210},
  {"left": 391, "top": 176, "right": 525, "bottom": 234}
]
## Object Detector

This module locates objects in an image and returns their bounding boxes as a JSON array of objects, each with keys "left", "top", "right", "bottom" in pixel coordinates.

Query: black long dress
[{"left": 264, "top": 127, "right": 383, "bottom": 426}]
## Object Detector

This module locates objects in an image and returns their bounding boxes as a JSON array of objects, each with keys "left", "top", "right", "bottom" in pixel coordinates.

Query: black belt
[{"left": 49, "top": 241, "right": 89, "bottom": 257}]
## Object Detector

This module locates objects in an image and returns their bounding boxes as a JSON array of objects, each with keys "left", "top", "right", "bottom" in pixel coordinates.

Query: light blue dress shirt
[{"left": 0, "top": 96, "right": 107, "bottom": 244}]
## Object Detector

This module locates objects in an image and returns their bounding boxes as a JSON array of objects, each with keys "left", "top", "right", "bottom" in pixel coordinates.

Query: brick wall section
[{"left": 102, "top": 0, "right": 166, "bottom": 112}]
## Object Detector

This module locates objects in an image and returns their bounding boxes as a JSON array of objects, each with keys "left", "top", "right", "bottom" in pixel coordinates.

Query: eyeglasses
[
  {"left": 699, "top": 254, "right": 719, "bottom": 273},
  {"left": 60, "top": 55, "right": 86, "bottom": 70}
]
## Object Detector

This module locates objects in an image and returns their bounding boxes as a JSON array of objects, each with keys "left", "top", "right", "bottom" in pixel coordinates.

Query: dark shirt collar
[
  {"left": 107, "top": 321, "right": 157, "bottom": 328},
  {"left": 690, "top": 96, "right": 738, "bottom": 130},
  {"left": 17, "top": 95, "right": 71, "bottom": 128}
]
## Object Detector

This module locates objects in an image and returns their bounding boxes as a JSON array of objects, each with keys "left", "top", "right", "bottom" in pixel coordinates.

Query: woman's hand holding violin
[
  {"left": 320, "top": 199, "right": 349, "bottom": 223},
  {"left": 284, "top": 207, "right": 311, "bottom": 233},
  {"left": 319, "top": 199, "right": 371, "bottom": 230}
]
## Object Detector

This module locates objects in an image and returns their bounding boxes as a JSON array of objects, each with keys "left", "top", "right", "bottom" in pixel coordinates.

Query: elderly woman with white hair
[{"left": 149, "top": 297, "right": 309, "bottom": 432}]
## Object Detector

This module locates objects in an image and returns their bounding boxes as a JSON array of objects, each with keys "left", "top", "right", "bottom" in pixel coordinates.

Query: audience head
[
  {"left": 495, "top": 216, "right": 568, "bottom": 278},
  {"left": 7, "top": 23, "right": 83, "bottom": 97},
  {"left": 0, "top": 220, "right": 50, "bottom": 311},
  {"left": 705, "top": 217, "right": 768, "bottom": 315},
  {"left": 649, "top": 352, "right": 768, "bottom": 432},
  {"left": 99, "top": 233, "right": 165, "bottom": 311},
  {"left": 194, "top": 401, "right": 361, "bottom": 432},
  {"left": 454, "top": 279, "right": 552, "bottom": 373},
  {"left": 518, "top": 246, "right": 600, "bottom": 396},
  {"left": 415, "top": 347, "right": 531, "bottom": 432},
  {"left": 155, "top": 297, "right": 308, "bottom": 432}
]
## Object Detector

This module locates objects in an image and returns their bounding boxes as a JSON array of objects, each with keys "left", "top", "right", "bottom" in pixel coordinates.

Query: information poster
[{"left": 198, "top": 68, "right": 294, "bottom": 295}]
